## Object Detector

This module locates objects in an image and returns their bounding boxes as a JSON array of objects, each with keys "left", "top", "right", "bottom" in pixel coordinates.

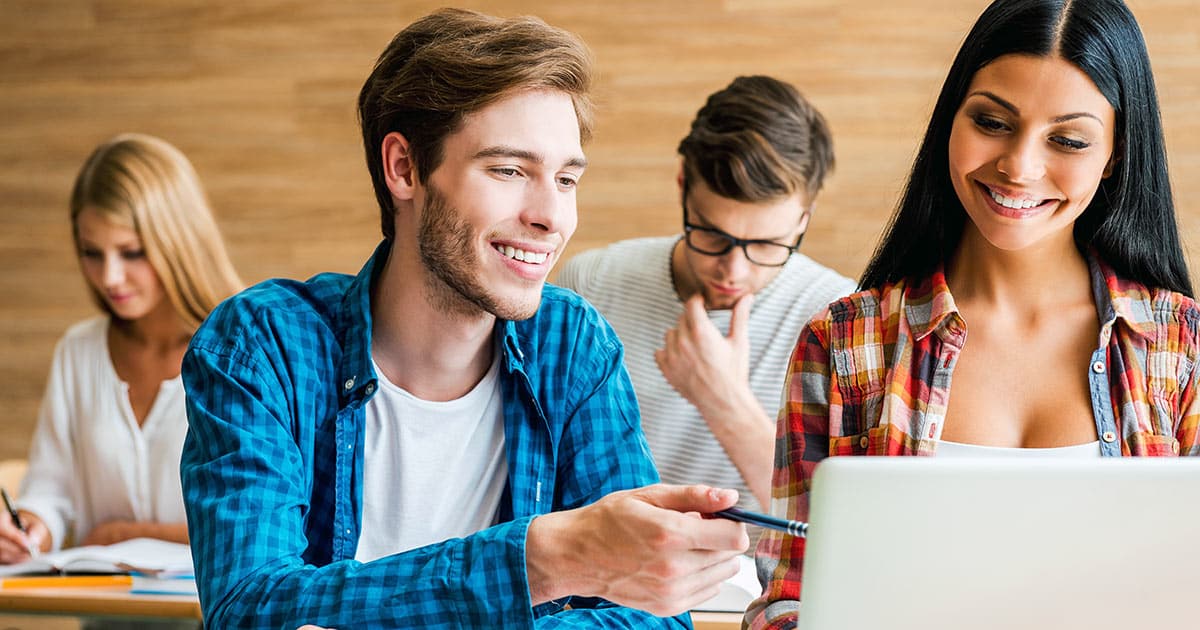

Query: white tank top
[{"left": 936, "top": 439, "right": 1102, "bottom": 458}]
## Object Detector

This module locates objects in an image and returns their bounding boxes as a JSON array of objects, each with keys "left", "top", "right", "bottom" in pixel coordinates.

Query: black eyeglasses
[{"left": 682, "top": 201, "right": 804, "bottom": 268}]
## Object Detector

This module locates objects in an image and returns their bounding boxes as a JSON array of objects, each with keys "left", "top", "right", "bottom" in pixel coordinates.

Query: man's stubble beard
[{"left": 417, "top": 184, "right": 542, "bottom": 322}]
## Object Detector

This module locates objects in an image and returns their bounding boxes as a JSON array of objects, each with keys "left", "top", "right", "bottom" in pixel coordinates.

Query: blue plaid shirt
[{"left": 181, "top": 241, "right": 688, "bottom": 629}]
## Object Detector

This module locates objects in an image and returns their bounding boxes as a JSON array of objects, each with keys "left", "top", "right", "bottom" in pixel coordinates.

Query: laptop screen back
[{"left": 798, "top": 457, "right": 1200, "bottom": 630}]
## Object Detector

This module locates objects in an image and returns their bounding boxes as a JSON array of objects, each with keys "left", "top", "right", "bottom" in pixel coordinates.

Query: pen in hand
[
  {"left": 712, "top": 506, "right": 808, "bottom": 538},
  {"left": 1, "top": 487, "right": 39, "bottom": 558}
]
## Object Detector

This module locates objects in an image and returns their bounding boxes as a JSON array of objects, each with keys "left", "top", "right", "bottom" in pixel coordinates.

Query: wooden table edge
[{"left": 0, "top": 586, "right": 201, "bottom": 620}]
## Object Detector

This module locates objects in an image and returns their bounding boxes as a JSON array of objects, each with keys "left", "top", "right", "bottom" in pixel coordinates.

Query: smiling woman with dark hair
[{"left": 747, "top": 0, "right": 1199, "bottom": 627}]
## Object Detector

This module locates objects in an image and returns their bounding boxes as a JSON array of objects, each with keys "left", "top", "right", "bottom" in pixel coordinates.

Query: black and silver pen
[
  {"left": 2, "top": 486, "right": 38, "bottom": 557},
  {"left": 713, "top": 506, "right": 809, "bottom": 538}
]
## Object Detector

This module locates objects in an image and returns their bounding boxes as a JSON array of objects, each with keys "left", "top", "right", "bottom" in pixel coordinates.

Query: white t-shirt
[
  {"left": 17, "top": 316, "right": 188, "bottom": 549},
  {"left": 557, "top": 236, "right": 855, "bottom": 515},
  {"left": 355, "top": 355, "right": 507, "bottom": 562}
]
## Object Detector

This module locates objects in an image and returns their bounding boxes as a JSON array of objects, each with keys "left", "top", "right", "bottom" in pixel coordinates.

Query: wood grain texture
[{"left": 1, "top": 0, "right": 1197, "bottom": 457}]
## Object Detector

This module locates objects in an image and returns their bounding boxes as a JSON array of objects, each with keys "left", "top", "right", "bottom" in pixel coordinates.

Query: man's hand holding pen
[{"left": 525, "top": 484, "right": 750, "bottom": 617}]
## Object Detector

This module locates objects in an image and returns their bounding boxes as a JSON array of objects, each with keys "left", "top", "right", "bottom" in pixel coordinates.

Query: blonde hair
[{"left": 70, "top": 133, "right": 243, "bottom": 330}]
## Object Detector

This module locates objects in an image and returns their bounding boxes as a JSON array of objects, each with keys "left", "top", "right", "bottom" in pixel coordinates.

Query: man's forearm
[{"left": 526, "top": 510, "right": 584, "bottom": 606}]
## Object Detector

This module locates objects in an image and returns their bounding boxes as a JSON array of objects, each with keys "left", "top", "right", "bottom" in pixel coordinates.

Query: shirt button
[
  {"left": 1102, "top": 431, "right": 1116, "bottom": 443},
  {"left": 1091, "top": 361, "right": 1106, "bottom": 374},
  {"left": 347, "top": 443, "right": 353, "bottom": 451},
  {"left": 365, "top": 383, "right": 375, "bottom": 395},
  {"left": 343, "top": 377, "right": 355, "bottom": 391},
  {"left": 858, "top": 435, "right": 869, "bottom": 449}
]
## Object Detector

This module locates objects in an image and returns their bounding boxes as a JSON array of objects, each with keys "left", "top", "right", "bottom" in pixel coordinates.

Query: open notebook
[{"left": 0, "top": 537, "right": 193, "bottom": 577}]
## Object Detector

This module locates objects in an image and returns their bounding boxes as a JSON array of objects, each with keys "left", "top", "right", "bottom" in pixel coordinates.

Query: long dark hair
[{"left": 860, "top": 0, "right": 1192, "bottom": 297}]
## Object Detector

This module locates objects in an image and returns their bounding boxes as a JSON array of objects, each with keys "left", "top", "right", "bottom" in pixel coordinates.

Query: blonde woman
[{"left": 0, "top": 133, "right": 242, "bottom": 562}]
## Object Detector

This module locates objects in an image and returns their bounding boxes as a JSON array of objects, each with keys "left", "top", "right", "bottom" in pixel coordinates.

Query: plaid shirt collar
[{"left": 903, "top": 251, "right": 1158, "bottom": 344}]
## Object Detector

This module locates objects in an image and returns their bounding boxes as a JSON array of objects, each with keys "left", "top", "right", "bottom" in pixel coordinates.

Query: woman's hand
[
  {"left": 0, "top": 510, "right": 49, "bottom": 563},
  {"left": 80, "top": 520, "right": 137, "bottom": 546},
  {"left": 80, "top": 520, "right": 190, "bottom": 546}
]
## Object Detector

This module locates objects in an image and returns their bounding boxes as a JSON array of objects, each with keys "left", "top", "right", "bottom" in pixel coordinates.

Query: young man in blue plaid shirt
[{"left": 179, "top": 8, "right": 748, "bottom": 628}]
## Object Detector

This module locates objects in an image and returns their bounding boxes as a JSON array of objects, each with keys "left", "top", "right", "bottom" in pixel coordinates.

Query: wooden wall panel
[{"left": 1, "top": 0, "right": 1197, "bottom": 458}]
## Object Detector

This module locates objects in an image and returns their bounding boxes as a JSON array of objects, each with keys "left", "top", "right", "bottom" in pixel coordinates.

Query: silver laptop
[{"left": 798, "top": 457, "right": 1200, "bottom": 630}]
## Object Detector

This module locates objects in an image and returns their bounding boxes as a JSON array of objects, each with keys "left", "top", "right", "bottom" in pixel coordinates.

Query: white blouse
[{"left": 16, "top": 316, "right": 188, "bottom": 550}]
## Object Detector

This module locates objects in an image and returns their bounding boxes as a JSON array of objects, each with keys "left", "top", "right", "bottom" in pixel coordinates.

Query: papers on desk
[
  {"left": 693, "top": 554, "right": 761, "bottom": 613},
  {"left": 0, "top": 537, "right": 194, "bottom": 578}
]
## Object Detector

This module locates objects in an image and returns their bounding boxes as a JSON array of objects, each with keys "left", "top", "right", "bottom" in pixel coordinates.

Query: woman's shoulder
[
  {"left": 1146, "top": 286, "right": 1200, "bottom": 345},
  {"left": 1148, "top": 286, "right": 1200, "bottom": 314},
  {"left": 55, "top": 315, "right": 110, "bottom": 355},
  {"left": 808, "top": 278, "right": 908, "bottom": 327},
  {"left": 1100, "top": 260, "right": 1200, "bottom": 346},
  {"left": 42, "top": 316, "right": 114, "bottom": 390}
]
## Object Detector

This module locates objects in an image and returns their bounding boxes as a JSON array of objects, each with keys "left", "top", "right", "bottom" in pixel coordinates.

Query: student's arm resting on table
[
  {"left": 182, "top": 323, "right": 545, "bottom": 629},
  {"left": 744, "top": 321, "right": 835, "bottom": 630},
  {"left": 80, "top": 520, "right": 188, "bottom": 546}
]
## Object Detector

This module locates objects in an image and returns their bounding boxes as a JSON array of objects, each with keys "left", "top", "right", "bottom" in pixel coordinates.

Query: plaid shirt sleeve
[{"left": 745, "top": 319, "right": 835, "bottom": 630}]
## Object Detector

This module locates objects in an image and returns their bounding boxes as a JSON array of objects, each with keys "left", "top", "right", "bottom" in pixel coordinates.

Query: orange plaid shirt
[{"left": 746, "top": 255, "right": 1200, "bottom": 629}]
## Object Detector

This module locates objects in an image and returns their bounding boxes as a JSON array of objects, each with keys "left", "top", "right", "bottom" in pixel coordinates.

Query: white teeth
[
  {"left": 989, "top": 189, "right": 1042, "bottom": 209},
  {"left": 495, "top": 244, "right": 549, "bottom": 264}
]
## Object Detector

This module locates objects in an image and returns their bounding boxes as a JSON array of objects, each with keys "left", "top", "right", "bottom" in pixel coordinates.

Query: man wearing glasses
[{"left": 558, "top": 76, "right": 854, "bottom": 517}]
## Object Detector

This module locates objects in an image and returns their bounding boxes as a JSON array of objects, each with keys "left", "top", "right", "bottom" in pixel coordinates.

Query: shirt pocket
[
  {"left": 829, "top": 425, "right": 892, "bottom": 456},
  {"left": 1126, "top": 430, "right": 1181, "bottom": 456},
  {"left": 831, "top": 342, "right": 885, "bottom": 395},
  {"left": 1145, "top": 337, "right": 1194, "bottom": 434},
  {"left": 830, "top": 343, "right": 886, "bottom": 437},
  {"left": 1149, "top": 392, "right": 1178, "bottom": 437}
]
